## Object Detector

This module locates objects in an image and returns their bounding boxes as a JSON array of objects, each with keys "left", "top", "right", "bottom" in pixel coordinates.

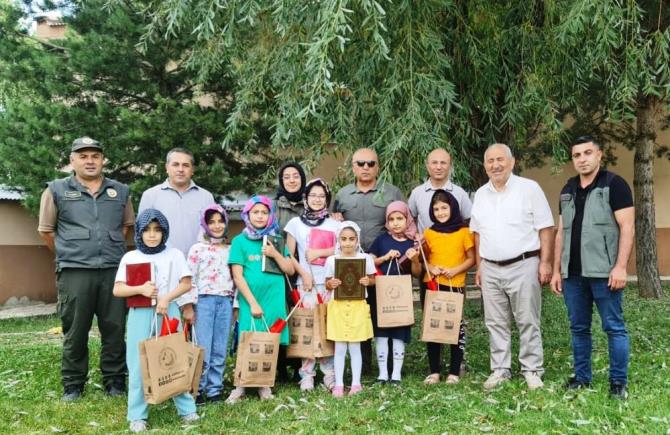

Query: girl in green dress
[{"left": 226, "top": 195, "right": 295, "bottom": 403}]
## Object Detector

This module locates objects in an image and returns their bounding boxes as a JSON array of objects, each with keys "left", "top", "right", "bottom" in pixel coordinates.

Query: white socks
[
  {"left": 376, "top": 337, "right": 405, "bottom": 381},
  {"left": 375, "top": 337, "right": 389, "bottom": 381},
  {"left": 334, "top": 341, "right": 363, "bottom": 387},
  {"left": 350, "top": 342, "right": 362, "bottom": 386},
  {"left": 391, "top": 339, "right": 405, "bottom": 381}
]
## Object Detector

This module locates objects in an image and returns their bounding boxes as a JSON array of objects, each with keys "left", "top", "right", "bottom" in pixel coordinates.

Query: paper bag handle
[
  {"left": 250, "top": 315, "right": 271, "bottom": 333},
  {"left": 151, "top": 313, "right": 173, "bottom": 341}
]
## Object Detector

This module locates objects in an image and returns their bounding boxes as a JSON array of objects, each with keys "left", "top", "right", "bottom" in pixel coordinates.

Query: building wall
[
  {"left": 34, "top": 23, "right": 66, "bottom": 40},
  {"left": 0, "top": 202, "right": 57, "bottom": 304},
  {"left": 524, "top": 139, "right": 670, "bottom": 276},
  {"left": 312, "top": 138, "right": 670, "bottom": 276}
]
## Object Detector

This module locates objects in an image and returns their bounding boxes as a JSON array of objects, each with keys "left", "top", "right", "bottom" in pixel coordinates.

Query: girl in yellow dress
[{"left": 324, "top": 221, "right": 376, "bottom": 397}]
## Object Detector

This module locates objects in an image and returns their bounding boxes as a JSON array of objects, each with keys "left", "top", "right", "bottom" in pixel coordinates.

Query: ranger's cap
[{"left": 71, "top": 137, "right": 102, "bottom": 152}]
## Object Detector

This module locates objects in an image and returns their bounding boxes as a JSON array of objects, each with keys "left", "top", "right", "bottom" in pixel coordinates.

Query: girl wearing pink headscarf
[{"left": 368, "top": 201, "right": 422, "bottom": 384}]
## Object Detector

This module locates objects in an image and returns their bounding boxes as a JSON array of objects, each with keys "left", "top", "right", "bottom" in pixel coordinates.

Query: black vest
[{"left": 48, "top": 176, "right": 130, "bottom": 271}]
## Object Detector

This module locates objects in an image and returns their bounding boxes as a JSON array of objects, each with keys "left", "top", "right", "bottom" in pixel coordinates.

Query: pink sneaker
[
  {"left": 331, "top": 386, "right": 344, "bottom": 398},
  {"left": 348, "top": 384, "right": 362, "bottom": 396}
]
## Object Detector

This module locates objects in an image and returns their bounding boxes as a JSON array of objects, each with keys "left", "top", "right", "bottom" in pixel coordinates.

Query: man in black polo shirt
[{"left": 550, "top": 136, "right": 634, "bottom": 399}]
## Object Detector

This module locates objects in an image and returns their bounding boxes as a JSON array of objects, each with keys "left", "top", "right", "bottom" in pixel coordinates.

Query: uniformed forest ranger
[{"left": 38, "top": 137, "right": 135, "bottom": 402}]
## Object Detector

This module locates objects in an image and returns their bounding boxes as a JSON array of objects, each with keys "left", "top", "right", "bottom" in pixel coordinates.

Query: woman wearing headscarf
[
  {"left": 274, "top": 162, "right": 307, "bottom": 381},
  {"left": 275, "top": 162, "right": 307, "bottom": 230},
  {"left": 284, "top": 178, "right": 340, "bottom": 391}
]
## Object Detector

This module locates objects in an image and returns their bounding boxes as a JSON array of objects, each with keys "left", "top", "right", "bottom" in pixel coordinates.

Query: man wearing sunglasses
[
  {"left": 332, "top": 148, "right": 404, "bottom": 251},
  {"left": 332, "top": 147, "right": 404, "bottom": 375}
]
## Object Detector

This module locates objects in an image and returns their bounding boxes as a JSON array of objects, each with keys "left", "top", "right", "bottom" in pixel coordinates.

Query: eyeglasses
[
  {"left": 354, "top": 160, "right": 377, "bottom": 168},
  {"left": 307, "top": 194, "right": 327, "bottom": 199}
]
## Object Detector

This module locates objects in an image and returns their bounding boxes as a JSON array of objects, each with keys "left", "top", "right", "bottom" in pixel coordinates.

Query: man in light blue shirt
[{"left": 138, "top": 148, "right": 214, "bottom": 321}]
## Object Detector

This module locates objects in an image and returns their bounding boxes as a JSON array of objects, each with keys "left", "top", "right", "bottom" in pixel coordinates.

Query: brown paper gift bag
[
  {"left": 420, "top": 285, "right": 464, "bottom": 345},
  {"left": 233, "top": 317, "right": 280, "bottom": 387},
  {"left": 375, "top": 265, "right": 415, "bottom": 328},
  {"left": 184, "top": 324, "right": 205, "bottom": 397},
  {"left": 287, "top": 303, "right": 334, "bottom": 359},
  {"left": 286, "top": 307, "right": 315, "bottom": 359},
  {"left": 139, "top": 316, "right": 192, "bottom": 404},
  {"left": 313, "top": 303, "right": 334, "bottom": 358}
]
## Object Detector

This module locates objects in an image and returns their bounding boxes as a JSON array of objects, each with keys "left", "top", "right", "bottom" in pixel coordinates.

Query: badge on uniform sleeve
[
  {"left": 106, "top": 188, "right": 118, "bottom": 198},
  {"left": 560, "top": 194, "right": 572, "bottom": 201}
]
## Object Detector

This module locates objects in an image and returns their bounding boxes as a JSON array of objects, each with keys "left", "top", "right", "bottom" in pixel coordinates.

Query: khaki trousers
[{"left": 480, "top": 257, "right": 544, "bottom": 374}]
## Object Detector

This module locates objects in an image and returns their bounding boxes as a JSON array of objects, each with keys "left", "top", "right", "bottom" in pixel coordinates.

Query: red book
[
  {"left": 308, "top": 228, "right": 335, "bottom": 266},
  {"left": 125, "top": 262, "right": 156, "bottom": 308}
]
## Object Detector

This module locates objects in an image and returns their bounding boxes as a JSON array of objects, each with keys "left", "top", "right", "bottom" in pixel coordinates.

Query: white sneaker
[
  {"left": 129, "top": 420, "right": 147, "bottom": 433},
  {"left": 523, "top": 371, "right": 544, "bottom": 390},
  {"left": 483, "top": 370, "right": 511, "bottom": 390},
  {"left": 182, "top": 413, "right": 200, "bottom": 423},
  {"left": 225, "top": 387, "right": 245, "bottom": 404},
  {"left": 258, "top": 387, "right": 274, "bottom": 400},
  {"left": 300, "top": 376, "right": 315, "bottom": 391}
]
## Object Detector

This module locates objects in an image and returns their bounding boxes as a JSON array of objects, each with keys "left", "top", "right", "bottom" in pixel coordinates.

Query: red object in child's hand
[
  {"left": 375, "top": 267, "right": 383, "bottom": 276},
  {"left": 160, "top": 316, "right": 180, "bottom": 336},
  {"left": 290, "top": 288, "right": 301, "bottom": 305},
  {"left": 426, "top": 279, "right": 439, "bottom": 291},
  {"left": 269, "top": 318, "right": 287, "bottom": 333},
  {"left": 316, "top": 292, "right": 324, "bottom": 305}
]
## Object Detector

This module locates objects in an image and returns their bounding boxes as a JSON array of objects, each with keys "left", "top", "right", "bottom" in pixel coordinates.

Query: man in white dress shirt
[{"left": 470, "top": 144, "right": 554, "bottom": 391}]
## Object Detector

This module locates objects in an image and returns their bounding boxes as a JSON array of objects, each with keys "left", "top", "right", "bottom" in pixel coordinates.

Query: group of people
[{"left": 37, "top": 136, "right": 635, "bottom": 433}]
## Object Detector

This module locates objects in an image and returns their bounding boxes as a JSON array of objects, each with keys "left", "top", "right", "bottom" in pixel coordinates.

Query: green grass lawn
[{"left": 1, "top": 288, "right": 669, "bottom": 434}]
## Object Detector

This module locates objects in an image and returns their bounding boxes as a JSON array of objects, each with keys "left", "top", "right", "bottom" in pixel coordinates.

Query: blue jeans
[
  {"left": 195, "top": 295, "right": 233, "bottom": 397},
  {"left": 563, "top": 276, "right": 629, "bottom": 384}
]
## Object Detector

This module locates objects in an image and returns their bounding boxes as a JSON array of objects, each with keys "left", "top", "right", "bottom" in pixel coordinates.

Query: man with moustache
[
  {"left": 38, "top": 137, "right": 134, "bottom": 401},
  {"left": 550, "top": 136, "right": 634, "bottom": 399},
  {"left": 139, "top": 148, "right": 214, "bottom": 324},
  {"left": 332, "top": 148, "right": 404, "bottom": 374}
]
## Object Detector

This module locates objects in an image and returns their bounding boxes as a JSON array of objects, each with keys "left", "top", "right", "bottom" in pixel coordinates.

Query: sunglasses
[{"left": 354, "top": 160, "right": 377, "bottom": 168}]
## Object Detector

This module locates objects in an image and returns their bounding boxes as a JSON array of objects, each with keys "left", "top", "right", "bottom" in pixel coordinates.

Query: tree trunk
[{"left": 634, "top": 96, "right": 664, "bottom": 298}]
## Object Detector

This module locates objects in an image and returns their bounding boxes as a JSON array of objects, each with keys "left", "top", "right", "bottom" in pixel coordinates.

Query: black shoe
[
  {"left": 207, "top": 394, "right": 223, "bottom": 403},
  {"left": 565, "top": 377, "right": 591, "bottom": 390},
  {"left": 390, "top": 380, "right": 401, "bottom": 387},
  {"left": 62, "top": 387, "right": 83, "bottom": 402},
  {"left": 195, "top": 394, "right": 207, "bottom": 406},
  {"left": 375, "top": 379, "right": 387, "bottom": 386},
  {"left": 609, "top": 382, "right": 628, "bottom": 400},
  {"left": 105, "top": 383, "right": 126, "bottom": 397}
]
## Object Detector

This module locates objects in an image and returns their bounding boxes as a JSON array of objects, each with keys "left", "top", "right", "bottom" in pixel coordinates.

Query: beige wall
[
  {"left": 0, "top": 202, "right": 43, "bottom": 245},
  {"left": 35, "top": 23, "right": 66, "bottom": 40},
  {"left": 524, "top": 139, "right": 670, "bottom": 228}
]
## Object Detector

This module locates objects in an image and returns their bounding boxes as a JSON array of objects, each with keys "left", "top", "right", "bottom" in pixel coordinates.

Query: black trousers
[
  {"left": 57, "top": 268, "right": 127, "bottom": 389},
  {"left": 420, "top": 282, "right": 466, "bottom": 376}
]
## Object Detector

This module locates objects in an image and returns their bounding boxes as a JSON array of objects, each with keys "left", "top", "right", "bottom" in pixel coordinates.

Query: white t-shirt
[
  {"left": 115, "top": 248, "right": 192, "bottom": 303},
  {"left": 284, "top": 217, "right": 340, "bottom": 286},
  {"left": 470, "top": 174, "right": 554, "bottom": 261}
]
